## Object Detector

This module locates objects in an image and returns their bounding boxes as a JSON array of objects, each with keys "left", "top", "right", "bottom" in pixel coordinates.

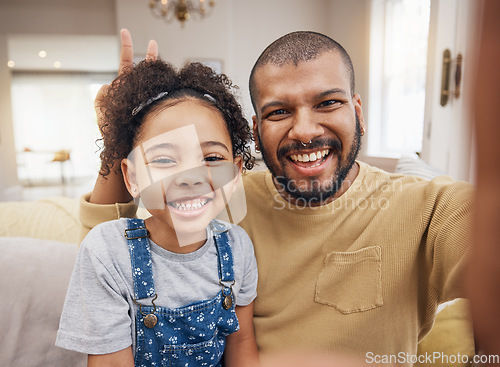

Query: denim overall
[{"left": 124, "top": 218, "right": 239, "bottom": 367}]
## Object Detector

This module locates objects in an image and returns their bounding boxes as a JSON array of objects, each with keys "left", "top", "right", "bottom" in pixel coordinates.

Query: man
[
  {"left": 82, "top": 30, "right": 472, "bottom": 361},
  {"left": 466, "top": 0, "right": 500, "bottom": 359}
]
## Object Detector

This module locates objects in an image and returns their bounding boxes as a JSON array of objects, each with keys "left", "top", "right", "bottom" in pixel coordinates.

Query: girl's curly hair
[{"left": 98, "top": 59, "right": 254, "bottom": 177}]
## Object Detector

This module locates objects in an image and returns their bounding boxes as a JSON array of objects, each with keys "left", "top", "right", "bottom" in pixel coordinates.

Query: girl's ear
[
  {"left": 232, "top": 156, "right": 243, "bottom": 189},
  {"left": 121, "top": 158, "right": 139, "bottom": 198}
]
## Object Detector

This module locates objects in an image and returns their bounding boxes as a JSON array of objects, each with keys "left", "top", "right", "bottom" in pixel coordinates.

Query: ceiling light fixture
[
  {"left": 38, "top": 50, "right": 47, "bottom": 58},
  {"left": 149, "top": 0, "right": 215, "bottom": 27},
  {"left": 7, "top": 60, "right": 15, "bottom": 68}
]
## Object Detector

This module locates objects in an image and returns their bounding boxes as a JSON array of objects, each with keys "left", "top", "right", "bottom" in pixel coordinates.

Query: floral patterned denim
[{"left": 125, "top": 218, "right": 239, "bottom": 367}]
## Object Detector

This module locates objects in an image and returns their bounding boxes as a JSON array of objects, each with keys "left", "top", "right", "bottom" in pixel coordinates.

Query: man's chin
[
  {"left": 261, "top": 145, "right": 358, "bottom": 204},
  {"left": 275, "top": 175, "right": 338, "bottom": 204},
  {"left": 274, "top": 157, "right": 358, "bottom": 205}
]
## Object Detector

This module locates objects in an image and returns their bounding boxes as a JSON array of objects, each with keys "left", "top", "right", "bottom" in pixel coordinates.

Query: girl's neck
[{"left": 144, "top": 217, "right": 207, "bottom": 254}]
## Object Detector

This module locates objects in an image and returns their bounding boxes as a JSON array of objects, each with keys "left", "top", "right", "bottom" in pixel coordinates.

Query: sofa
[
  {"left": 0, "top": 198, "right": 86, "bottom": 367},
  {"left": 0, "top": 156, "right": 475, "bottom": 367}
]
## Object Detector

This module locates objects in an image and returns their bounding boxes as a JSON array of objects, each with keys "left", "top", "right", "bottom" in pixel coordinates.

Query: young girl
[{"left": 56, "top": 59, "right": 259, "bottom": 367}]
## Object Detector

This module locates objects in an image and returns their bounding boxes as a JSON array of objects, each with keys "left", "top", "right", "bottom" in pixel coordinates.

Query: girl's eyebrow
[
  {"left": 200, "top": 141, "right": 230, "bottom": 153},
  {"left": 142, "top": 141, "right": 229, "bottom": 156},
  {"left": 143, "top": 142, "right": 176, "bottom": 156}
]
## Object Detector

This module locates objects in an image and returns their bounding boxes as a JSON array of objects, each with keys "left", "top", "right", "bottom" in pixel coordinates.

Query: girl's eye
[
  {"left": 148, "top": 156, "right": 176, "bottom": 166},
  {"left": 204, "top": 154, "right": 226, "bottom": 164}
]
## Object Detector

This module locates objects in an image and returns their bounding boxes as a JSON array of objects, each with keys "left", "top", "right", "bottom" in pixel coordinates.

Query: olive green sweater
[{"left": 80, "top": 161, "right": 473, "bottom": 360}]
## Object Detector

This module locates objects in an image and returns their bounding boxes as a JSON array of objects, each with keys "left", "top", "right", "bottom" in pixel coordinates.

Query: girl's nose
[{"left": 173, "top": 165, "right": 208, "bottom": 187}]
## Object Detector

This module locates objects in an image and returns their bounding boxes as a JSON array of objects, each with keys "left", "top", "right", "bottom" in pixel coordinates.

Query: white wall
[
  {"left": 0, "top": 0, "right": 116, "bottom": 35},
  {"left": 325, "top": 0, "right": 373, "bottom": 162},
  {"left": 0, "top": 0, "right": 116, "bottom": 198},
  {"left": 0, "top": 34, "right": 18, "bottom": 200}
]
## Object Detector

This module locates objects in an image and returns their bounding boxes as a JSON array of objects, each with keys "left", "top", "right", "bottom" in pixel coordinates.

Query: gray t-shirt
[{"left": 56, "top": 218, "right": 258, "bottom": 355}]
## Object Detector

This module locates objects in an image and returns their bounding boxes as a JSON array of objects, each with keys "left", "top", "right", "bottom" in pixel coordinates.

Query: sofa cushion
[
  {"left": 0, "top": 197, "right": 80, "bottom": 244},
  {"left": 395, "top": 154, "right": 447, "bottom": 180},
  {"left": 0, "top": 237, "right": 86, "bottom": 367}
]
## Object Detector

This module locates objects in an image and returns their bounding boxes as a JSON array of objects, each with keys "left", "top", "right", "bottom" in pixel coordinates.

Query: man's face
[{"left": 252, "top": 51, "right": 366, "bottom": 205}]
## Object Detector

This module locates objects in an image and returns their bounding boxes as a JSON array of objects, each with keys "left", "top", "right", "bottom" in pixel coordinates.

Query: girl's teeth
[{"left": 172, "top": 198, "right": 208, "bottom": 211}]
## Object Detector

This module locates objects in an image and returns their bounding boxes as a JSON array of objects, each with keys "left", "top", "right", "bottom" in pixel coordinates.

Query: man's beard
[{"left": 258, "top": 115, "right": 362, "bottom": 204}]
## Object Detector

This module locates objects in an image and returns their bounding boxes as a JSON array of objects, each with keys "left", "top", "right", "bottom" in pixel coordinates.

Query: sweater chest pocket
[{"left": 314, "top": 246, "right": 383, "bottom": 314}]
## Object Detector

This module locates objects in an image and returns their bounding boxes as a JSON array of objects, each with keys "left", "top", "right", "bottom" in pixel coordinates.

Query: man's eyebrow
[
  {"left": 260, "top": 101, "right": 286, "bottom": 116},
  {"left": 200, "top": 141, "right": 230, "bottom": 153},
  {"left": 318, "top": 88, "right": 348, "bottom": 99}
]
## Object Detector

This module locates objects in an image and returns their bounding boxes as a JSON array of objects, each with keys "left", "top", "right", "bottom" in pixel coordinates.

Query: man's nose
[{"left": 287, "top": 109, "right": 324, "bottom": 144}]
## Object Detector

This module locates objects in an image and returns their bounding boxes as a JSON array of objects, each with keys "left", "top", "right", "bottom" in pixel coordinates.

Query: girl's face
[{"left": 122, "top": 99, "right": 242, "bottom": 246}]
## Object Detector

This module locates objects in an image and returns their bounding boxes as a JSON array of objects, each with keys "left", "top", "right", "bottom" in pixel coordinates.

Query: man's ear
[
  {"left": 352, "top": 93, "right": 366, "bottom": 132},
  {"left": 121, "top": 158, "right": 139, "bottom": 198},
  {"left": 252, "top": 115, "right": 261, "bottom": 152}
]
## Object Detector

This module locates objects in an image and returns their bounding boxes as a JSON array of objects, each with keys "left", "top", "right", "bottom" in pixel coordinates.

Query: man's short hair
[{"left": 249, "top": 31, "right": 355, "bottom": 114}]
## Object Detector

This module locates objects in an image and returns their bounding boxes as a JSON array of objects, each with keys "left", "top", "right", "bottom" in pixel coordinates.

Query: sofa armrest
[{"left": 0, "top": 237, "right": 86, "bottom": 366}]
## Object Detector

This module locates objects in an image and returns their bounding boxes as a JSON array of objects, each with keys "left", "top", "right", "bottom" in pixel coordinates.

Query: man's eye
[
  {"left": 318, "top": 100, "right": 341, "bottom": 108},
  {"left": 270, "top": 109, "right": 287, "bottom": 115},
  {"left": 265, "top": 109, "right": 289, "bottom": 120}
]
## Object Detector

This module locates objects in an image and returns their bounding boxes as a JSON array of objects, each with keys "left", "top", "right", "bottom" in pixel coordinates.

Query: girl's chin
[{"left": 171, "top": 226, "right": 209, "bottom": 248}]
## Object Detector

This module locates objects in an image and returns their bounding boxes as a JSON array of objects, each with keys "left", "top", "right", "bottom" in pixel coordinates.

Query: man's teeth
[
  {"left": 170, "top": 198, "right": 209, "bottom": 211},
  {"left": 290, "top": 150, "right": 330, "bottom": 163}
]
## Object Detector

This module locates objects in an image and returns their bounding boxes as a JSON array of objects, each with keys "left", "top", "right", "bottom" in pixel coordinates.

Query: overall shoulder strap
[
  {"left": 210, "top": 220, "right": 235, "bottom": 283},
  {"left": 124, "top": 218, "right": 156, "bottom": 300}
]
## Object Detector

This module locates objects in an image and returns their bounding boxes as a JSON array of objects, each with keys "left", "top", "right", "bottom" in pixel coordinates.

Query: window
[
  {"left": 368, "top": 0, "right": 431, "bottom": 157},
  {"left": 11, "top": 72, "right": 115, "bottom": 182}
]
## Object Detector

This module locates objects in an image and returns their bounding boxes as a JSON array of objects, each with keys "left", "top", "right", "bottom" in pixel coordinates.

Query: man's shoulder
[
  {"left": 241, "top": 169, "right": 269, "bottom": 196},
  {"left": 242, "top": 169, "right": 268, "bottom": 183},
  {"left": 358, "top": 160, "right": 474, "bottom": 204}
]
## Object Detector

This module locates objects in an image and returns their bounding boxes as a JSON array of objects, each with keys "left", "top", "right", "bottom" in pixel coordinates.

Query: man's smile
[
  {"left": 289, "top": 149, "right": 330, "bottom": 167},
  {"left": 276, "top": 138, "right": 340, "bottom": 176}
]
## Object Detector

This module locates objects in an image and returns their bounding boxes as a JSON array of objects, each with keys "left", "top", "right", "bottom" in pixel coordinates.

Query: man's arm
[
  {"left": 89, "top": 29, "right": 158, "bottom": 205},
  {"left": 79, "top": 29, "right": 158, "bottom": 240},
  {"left": 466, "top": 0, "right": 500, "bottom": 356}
]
